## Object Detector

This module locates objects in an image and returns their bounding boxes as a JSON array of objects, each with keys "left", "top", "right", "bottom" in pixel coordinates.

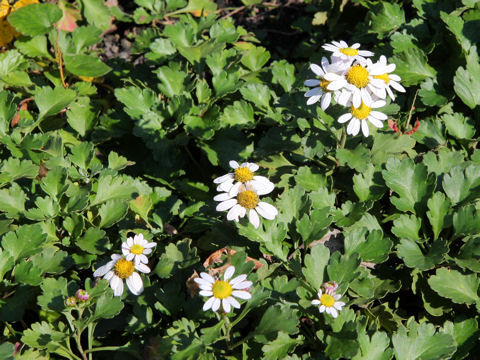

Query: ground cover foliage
[{"left": 0, "top": 0, "right": 480, "bottom": 358}]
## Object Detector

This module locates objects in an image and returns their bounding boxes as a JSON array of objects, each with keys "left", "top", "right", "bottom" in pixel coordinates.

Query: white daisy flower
[
  {"left": 93, "top": 254, "right": 150, "bottom": 296},
  {"left": 121, "top": 233, "right": 156, "bottom": 265},
  {"left": 213, "top": 160, "right": 274, "bottom": 196},
  {"left": 194, "top": 266, "right": 252, "bottom": 313},
  {"left": 324, "top": 60, "right": 385, "bottom": 108},
  {"left": 311, "top": 288, "right": 345, "bottom": 318},
  {"left": 369, "top": 55, "right": 406, "bottom": 101},
  {"left": 304, "top": 57, "right": 349, "bottom": 109},
  {"left": 214, "top": 183, "right": 278, "bottom": 229},
  {"left": 337, "top": 97, "right": 388, "bottom": 137},
  {"left": 322, "top": 40, "right": 374, "bottom": 65}
]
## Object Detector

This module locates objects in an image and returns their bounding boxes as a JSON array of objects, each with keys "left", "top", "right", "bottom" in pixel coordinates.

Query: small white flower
[
  {"left": 194, "top": 266, "right": 252, "bottom": 313},
  {"left": 121, "top": 233, "right": 156, "bottom": 265},
  {"left": 337, "top": 97, "right": 388, "bottom": 137},
  {"left": 324, "top": 60, "right": 385, "bottom": 108},
  {"left": 304, "top": 57, "right": 349, "bottom": 109},
  {"left": 322, "top": 40, "right": 374, "bottom": 65},
  {"left": 213, "top": 160, "right": 273, "bottom": 196},
  {"left": 368, "top": 55, "right": 406, "bottom": 101},
  {"left": 93, "top": 254, "right": 150, "bottom": 296},
  {"left": 311, "top": 288, "right": 345, "bottom": 318},
  {"left": 214, "top": 183, "right": 278, "bottom": 229}
]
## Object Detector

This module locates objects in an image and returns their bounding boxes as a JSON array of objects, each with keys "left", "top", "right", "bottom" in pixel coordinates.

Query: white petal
[
  {"left": 337, "top": 113, "right": 352, "bottom": 124},
  {"left": 320, "top": 92, "right": 332, "bottom": 110},
  {"left": 127, "top": 238, "right": 134, "bottom": 247},
  {"left": 126, "top": 272, "right": 144, "bottom": 295},
  {"left": 228, "top": 182, "right": 243, "bottom": 197},
  {"left": 319, "top": 305, "right": 326, "bottom": 313},
  {"left": 136, "top": 254, "right": 148, "bottom": 264},
  {"left": 368, "top": 117, "right": 384, "bottom": 128},
  {"left": 249, "top": 209, "right": 260, "bottom": 228},
  {"left": 310, "top": 63, "right": 324, "bottom": 76},
  {"left": 305, "top": 87, "right": 322, "bottom": 97},
  {"left": 227, "top": 204, "right": 244, "bottom": 221},
  {"left": 347, "top": 118, "right": 360, "bottom": 135},
  {"left": 232, "top": 280, "right": 252, "bottom": 290},
  {"left": 352, "top": 89, "right": 361, "bottom": 108},
  {"left": 255, "top": 202, "right": 278, "bottom": 220},
  {"left": 143, "top": 248, "right": 153, "bottom": 255},
  {"left": 213, "top": 173, "right": 234, "bottom": 184},
  {"left": 351, "top": 43, "right": 360, "bottom": 49},
  {"left": 330, "top": 308, "right": 338, "bottom": 318},
  {"left": 229, "top": 296, "right": 241, "bottom": 308},
  {"left": 334, "top": 301, "right": 345, "bottom": 310},
  {"left": 222, "top": 298, "right": 231, "bottom": 313},
  {"left": 93, "top": 261, "right": 115, "bottom": 277},
  {"left": 135, "top": 263, "right": 151, "bottom": 274},
  {"left": 111, "top": 254, "right": 122, "bottom": 261},
  {"left": 246, "top": 163, "right": 259, "bottom": 172},
  {"left": 390, "top": 80, "right": 405, "bottom": 92},
  {"left": 211, "top": 298, "right": 221, "bottom": 312},
  {"left": 254, "top": 180, "right": 274, "bottom": 196},
  {"left": 361, "top": 120, "right": 370, "bottom": 137},
  {"left": 317, "top": 289, "right": 323, "bottom": 297},
  {"left": 372, "top": 100, "right": 386, "bottom": 108},
  {"left": 304, "top": 79, "right": 320, "bottom": 87},
  {"left": 203, "top": 296, "right": 216, "bottom": 311},
  {"left": 104, "top": 270, "right": 114, "bottom": 281},
  {"left": 198, "top": 283, "right": 213, "bottom": 291},
  {"left": 214, "top": 192, "right": 233, "bottom": 202},
  {"left": 232, "top": 290, "right": 251, "bottom": 300},
  {"left": 229, "top": 160, "right": 239, "bottom": 169},
  {"left": 358, "top": 50, "right": 374, "bottom": 57},
  {"left": 144, "top": 242, "right": 156, "bottom": 248},
  {"left": 326, "top": 79, "right": 347, "bottom": 91},
  {"left": 311, "top": 299, "right": 321, "bottom": 305},
  {"left": 306, "top": 95, "right": 321, "bottom": 105},
  {"left": 386, "top": 86, "right": 395, "bottom": 101},
  {"left": 360, "top": 88, "right": 372, "bottom": 105},
  {"left": 230, "top": 274, "right": 247, "bottom": 285},
  {"left": 216, "top": 199, "right": 237, "bottom": 212},
  {"left": 370, "top": 111, "right": 387, "bottom": 120},
  {"left": 125, "top": 253, "right": 135, "bottom": 261},
  {"left": 224, "top": 266, "right": 235, "bottom": 280},
  {"left": 218, "top": 179, "right": 234, "bottom": 193},
  {"left": 200, "top": 272, "right": 215, "bottom": 284},
  {"left": 199, "top": 290, "right": 213, "bottom": 297},
  {"left": 110, "top": 276, "right": 124, "bottom": 297}
]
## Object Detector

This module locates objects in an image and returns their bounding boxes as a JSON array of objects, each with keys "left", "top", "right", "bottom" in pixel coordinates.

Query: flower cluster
[
  {"left": 311, "top": 281, "right": 346, "bottom": 318},
  {"left": 213, "top": 161, "right": 278, "bottom": 229},
  {"left": 93, "top": 233, "right": 156, "bottom": 297},
  {"left": 304, "top": 40, "right": 405, "bottom": 137}
]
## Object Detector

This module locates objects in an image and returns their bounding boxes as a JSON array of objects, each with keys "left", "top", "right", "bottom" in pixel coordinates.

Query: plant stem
[
  {"left": 338, "top": 128, "right": 346, "bottom": 149},
  {"left": 405, "top": 89, "right": 419, "bottom": 128}
]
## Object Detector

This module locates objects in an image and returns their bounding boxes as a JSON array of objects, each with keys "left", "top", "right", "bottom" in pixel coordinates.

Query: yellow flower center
[
  {"left": 130, "top": 244, "right": 144, "bottom": 255},
  {"left": 374, "top": 73, "right": 390, "bottom": 84},
  {"left": 351, "top": 102, "right": 372, "bottom": 120},
  {"left": 346, "top": 64, "right": 370, "bottom": 88},
  {"left": 212, "top": 280, "right": 233, "bottom": 299},
  {"left": 114, "top": 259, "right": 135, "bottom": 279},
  {"left": 237, "top": 190, "right": 259, "bottom": 209},
  {"left": 340, "top": 47, "right": 359, "bottom": 56},
  {"left": 320, "top": 78, "right": 331, "bottom": 92},
  {"left": 234, "top": 166, "right": 254, "bottom": 183},
  {"left": 320, "top": 293, "right": 335, "bottom": 307}
]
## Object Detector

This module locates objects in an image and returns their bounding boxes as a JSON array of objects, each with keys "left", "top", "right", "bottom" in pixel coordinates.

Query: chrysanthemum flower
[
  {"left": 369, "top": 55, "right": 405, "bottom": 101},
  {"left": 194, "top": 266, "right": 252, "bottom": 313},
  {"left": 325, "top": 60, "right": 385, "bottom": 108},
  {"left": 304, "top": 57, "right": 349, "bottom": 109},
  {"left": 311, "top": 288, "right": 345, "bottom": 318},
  {"left": 337, "top": 97, "right": 387, "bottom": 137},
  {"left": 322, "top": 40, "right": 374, "bottom": 65},
  {"left": 121, "top": 233, "right": 156, "bottom": 265},
  {"left": 213, "top": 160, "right": 273, "bottom": 196},
  {"left": 93, "top": 254, "right": 150, "bottom": 296},
  {"left": 214, "top": 183, "right": 278, "bottom": 229}
]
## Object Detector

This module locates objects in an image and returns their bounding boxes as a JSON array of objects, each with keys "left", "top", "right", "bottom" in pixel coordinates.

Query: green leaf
[
  {"left": 22, "top": 322, "right": 69, "bottom": 354},
  {"left": 81, "top": 0, "right": 112, "bottom": 31},
  {"left": 1, "top": 224, "right": 46, "bottom": 262},
  {"left": 353, "top": 164, "right": 386, "bottom": 202},
  {"left": 337, "top": 144, "right": 371, "bottom": 172},
  {"left": 72, "top": 26, "right": 103, "bottom": 52},
  {"left": 94, "top": 289, "right": 124, "bottom": 319},
  {"left": 418, "top": 78, "right": 448, "bottom": 106},
  {"left": 454, "top": 46, "right": 480, "bottom": 109},
  {"left": 37, "top": 277, "right": 68, "bottom": 312},
  {"left": 35, "top": 86, "right": 77, "bottom": 120},
  {"left": 210, "top": 18, "right": 238, "bottom": 43},
  {"left": 64, "top": 54, "right": 111, "bottom": 77},
  {"left": 14, "top": 35, "right": 52, "bottom": 59},
  {"left": 382, "top": 157, "right": 435, "bottom": 214},
  {"left": 271, "top": 60, "right": 295, "bottom": 92},
  {"left": 344, "top": 228, "right": 393, "bottom": 263},
  {"left": 0, "top": 285, "right": 34, "bottom": 322},
  {"left": 0, "top": 342, "right": 14, "bottom": 360},
  {"left": 0, "top": 91, "right": 16, "bottom": 135},
  {"left": 391, "top": 47, "right": 437, "bottom": 86},
  {"left": 276, "top": 185, "right": 305, "bottom": 224},
  {"left": 91, "top": 174, "right": 137, "bottom": 206},
  {"left": 397, "top": 238, "right": 448, "bottom": 270},
  {"left": 428, "top": 268, "right": 480, "bottom": 305},
  {"left": 453, "top": 205, "right": 480, "bottom": 235},
  {"left": 295, "top": 166, "right": 326, "bottom": 191},
  {"left": 352, "top": 330, "right": 393, "bottom": 360},
  {"left": 14, "top": 260, "right": 43, "bottom": 285},
  {"left": 40, "top": 167, "right": 68, "bottom": 200},
  {"left": 0, "top": 183, "right": 27, "bottom": 219},
  {"left": 423, "top": 149, "right": 464, "bottom": 175},
  {"left": 426, "top": 192, "right": 451, "bottom": 239},
  {"left": 31, "top": 247, "right": 71, "bottom": 274},
  {"left": 220, "top": 100, "right": 255, "bottom": 126},
  {"left": 156, "top": 65, "right": 187, "bottom": 98},
  {"left": 8, "top": 3, "right": 62, "bottom": 36},
  {"left": 327, "top": 252, "right": 361, "bottom": 288},
  {"left": 130, "top": 194, "right": 153, "bottom": 223},
  {"left": 253, "top": 304, "right": 298, "bottom": 342},
  {"left": 262, "top": 332, "right": 302, "bottom": 360},
  {"left": 25, "top": 196, "right": 60, "bottom": 220},
  {"left": 392, "top": 319, "right": 456, "bottom": 360},
  {"left": 456, "top": 237, "right": 480, "bottom": 272},
  {"left": 212, "top": 70, "right": 240, "bottom": 97},
  {"left": 302, "top": 244, "right": 329, "bottom": 290},
  {"left": 442, "top": 318, "right": 480, "bottom": 360},
  {"left": 241, "top": 46, "right": 270, "bottom": 72},
  {"left": 442, "top": 164, "right": 480, "bottom": 205},
  {"left": 0, "top": 158, "right": 38, "bottom": 185},
  {"left": 240, "top": 83, "right": 271, "bottom": 109},
  {"left": 147, "top": 38, "right": 177, "bottom": 61},
  {"left": 296, "top": 207, "right": 331, "bottom": 247},
  {"left": 99, "top": 200, "right": 129, "bottom": 228},
  {"left": 66, "top": 97, "right": 97, "bottom": 136},
  {"left": 442, "top": 112, "right": 475, "bottom": 140},
  {"left": 0, "top": 248, "right": 14, "bottom": 281},
  {"left": 391, "top": 214, "right": 422, "bottom": 242},
  {"left": 370, "top": 2, "right": 405, "bottom": 37},
  {"left": 371, "top": 133, "right": 416, "bottom": 165},
  {"left": 154, "top": 238, "right": 198, "bottom": 278},
  {"left": 76, "top": 227, "right": 107, "bottom": 254}
]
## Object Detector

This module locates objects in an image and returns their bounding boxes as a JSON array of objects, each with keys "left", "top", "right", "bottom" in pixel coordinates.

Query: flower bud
[{"left": 76, "top": 289, "right": 89, "bottom": 301}]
